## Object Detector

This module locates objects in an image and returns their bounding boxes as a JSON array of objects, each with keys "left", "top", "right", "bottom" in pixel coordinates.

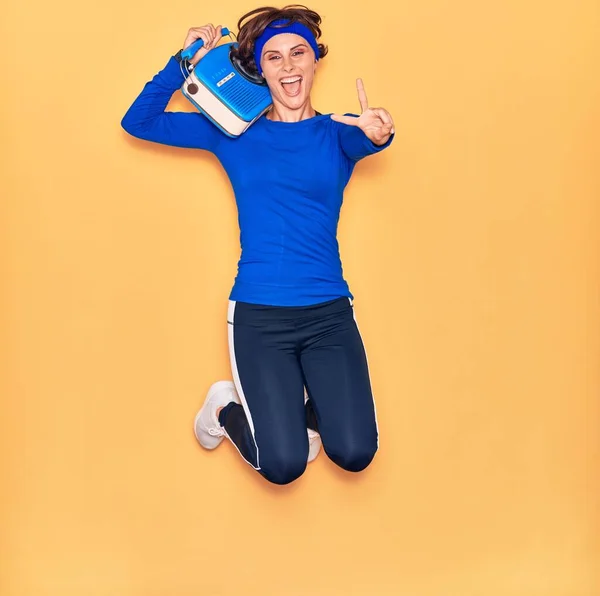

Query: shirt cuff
[
  {"left": 156, "top": 55, "right": 189, "bottom": 89},
  {"left": 366, "top": 131, "right": 395, "bottom": 152},
  {"left": 341, "top": 112, "right": 395, "bottom": 159}
]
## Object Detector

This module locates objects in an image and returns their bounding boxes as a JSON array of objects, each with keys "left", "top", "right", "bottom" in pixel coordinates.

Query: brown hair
[{"left": 230, "top": 4, "right": 328, "bottom": 77}]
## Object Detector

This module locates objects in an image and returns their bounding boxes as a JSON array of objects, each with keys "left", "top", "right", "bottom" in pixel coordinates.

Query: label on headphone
[{"left": 217, "top": 72, "right": 236, "bottom": 88}]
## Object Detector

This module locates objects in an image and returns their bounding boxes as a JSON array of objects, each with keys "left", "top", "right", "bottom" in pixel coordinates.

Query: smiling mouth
[{"left": 280, "top": 76, "right": 303, "bottom": 96}]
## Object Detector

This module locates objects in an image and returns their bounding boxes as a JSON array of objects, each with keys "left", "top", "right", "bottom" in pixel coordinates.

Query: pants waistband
[{"left": 229, "top": 296, "right": 353, "bottom": 324}]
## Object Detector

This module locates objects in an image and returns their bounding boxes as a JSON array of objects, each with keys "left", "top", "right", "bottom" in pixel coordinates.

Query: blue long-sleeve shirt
[{"left": 121, "top": 55, "right": 394, "bottom": 306}]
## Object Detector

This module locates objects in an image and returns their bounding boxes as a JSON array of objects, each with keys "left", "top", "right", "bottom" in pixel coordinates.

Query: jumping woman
[{"left": 121, "top": 4, "right": 395, "bottom": 485}]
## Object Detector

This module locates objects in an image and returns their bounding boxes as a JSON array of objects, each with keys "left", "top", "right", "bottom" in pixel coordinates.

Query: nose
[{"left": 282, "top": 54, "right": 294, "bottom": 71}]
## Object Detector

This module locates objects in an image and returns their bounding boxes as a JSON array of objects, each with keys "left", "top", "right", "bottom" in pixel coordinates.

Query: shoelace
[{"left": 207, "top": 426, "right": 226, "bottom": 437}]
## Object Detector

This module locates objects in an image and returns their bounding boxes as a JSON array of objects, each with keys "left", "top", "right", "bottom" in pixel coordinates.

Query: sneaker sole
[{"left": 307, "top": 431, "right": 322, "bottom": 463}]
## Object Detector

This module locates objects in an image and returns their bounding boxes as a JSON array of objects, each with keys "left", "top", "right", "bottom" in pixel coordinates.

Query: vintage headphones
[{"left": 179, "top": 28, "right": 273, "bottom": 137}]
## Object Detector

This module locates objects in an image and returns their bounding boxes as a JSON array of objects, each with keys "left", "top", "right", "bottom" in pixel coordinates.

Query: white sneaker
[
  {"left": 305, "top": 390, "right": 322, "bottom": 463},
  {"left": 194, "top": 380, "right": 240, "bottom": 450},
  {"left": 307, "top": 428, "right": 322, "bottom": 463}
]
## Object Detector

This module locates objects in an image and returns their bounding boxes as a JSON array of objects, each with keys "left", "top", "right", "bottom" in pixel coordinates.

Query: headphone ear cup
[{"left": 230, "top": 47, "right": 268, "bottom": 86}]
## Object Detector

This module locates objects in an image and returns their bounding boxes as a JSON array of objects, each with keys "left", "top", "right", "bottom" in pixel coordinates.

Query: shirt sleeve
[
  {"left": 120, "top": 56, "right": 223, "bottom": 153},
  {"left": 336, "top": 112, "right": 395, "bottom": 162}
]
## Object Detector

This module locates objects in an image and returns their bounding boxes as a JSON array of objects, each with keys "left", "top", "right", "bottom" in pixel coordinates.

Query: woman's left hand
[{"left": 330, "top": 79, "right": 395, "bottom": 145}]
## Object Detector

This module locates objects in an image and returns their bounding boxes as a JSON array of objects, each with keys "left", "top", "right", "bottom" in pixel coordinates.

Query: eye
[{"left": 268, "top": 50, "right": 305, "bottom": 60}]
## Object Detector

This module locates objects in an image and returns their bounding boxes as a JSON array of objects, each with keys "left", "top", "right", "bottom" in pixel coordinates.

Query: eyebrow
[{"left": 264, "top": 44, "right": 308, "bottom": 55}]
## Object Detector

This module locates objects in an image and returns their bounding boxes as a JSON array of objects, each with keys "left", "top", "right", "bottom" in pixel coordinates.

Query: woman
[{"left": 121, "top": 4, "right": 395, "bottom": 485}]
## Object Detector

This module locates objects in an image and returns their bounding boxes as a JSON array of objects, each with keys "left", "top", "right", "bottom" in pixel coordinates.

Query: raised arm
[
  {"left": 331, "top": 78, "right": 395, "bottom": 162},
  {"left": 121, "top": 24, "right": 226, "bottom": 153}
]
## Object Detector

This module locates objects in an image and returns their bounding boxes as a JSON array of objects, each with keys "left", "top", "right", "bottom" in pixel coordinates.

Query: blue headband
[{"left": 253, "top": 19, "right": 320, "bottom": 75}]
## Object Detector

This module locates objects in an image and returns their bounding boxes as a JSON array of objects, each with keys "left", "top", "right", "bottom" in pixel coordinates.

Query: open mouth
[{"left": 280, "top": 76, "right": 303, "bottom": 97}]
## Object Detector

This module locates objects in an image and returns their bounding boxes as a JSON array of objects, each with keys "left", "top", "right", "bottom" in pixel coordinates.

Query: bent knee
[
  {"left": 260, "top": 452, "right": 307, "bottom": 485},
  {"left": 327, "top": 442, "right": 378, "bottom": 473}
]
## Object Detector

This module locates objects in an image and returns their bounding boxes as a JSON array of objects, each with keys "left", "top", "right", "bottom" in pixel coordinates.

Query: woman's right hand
[{"left": 182, "top": 24, "right": 224, "bottom": 66}]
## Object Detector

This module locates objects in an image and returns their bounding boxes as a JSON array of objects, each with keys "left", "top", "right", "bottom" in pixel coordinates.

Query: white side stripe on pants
[
  {"left": 227, "top": 300, "right": 261, "bottom": 470},
  {"left": 348, "top": 297, "right": 380, "bottom": 449}
]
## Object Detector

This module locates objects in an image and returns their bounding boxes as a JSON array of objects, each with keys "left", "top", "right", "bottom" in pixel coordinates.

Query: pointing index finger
[{"left": 356, "top": 78, "right": 369, "bottom": 112}]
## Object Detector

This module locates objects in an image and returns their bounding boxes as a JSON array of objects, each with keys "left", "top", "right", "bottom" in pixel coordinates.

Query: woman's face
[{"left": 259, "top": 33, "right": 316, "bottom": 110}]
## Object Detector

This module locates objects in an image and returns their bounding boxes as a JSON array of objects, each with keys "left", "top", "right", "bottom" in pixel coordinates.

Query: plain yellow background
[{"left": 1, "top": 0, "right": 599, "bottom": 594}]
